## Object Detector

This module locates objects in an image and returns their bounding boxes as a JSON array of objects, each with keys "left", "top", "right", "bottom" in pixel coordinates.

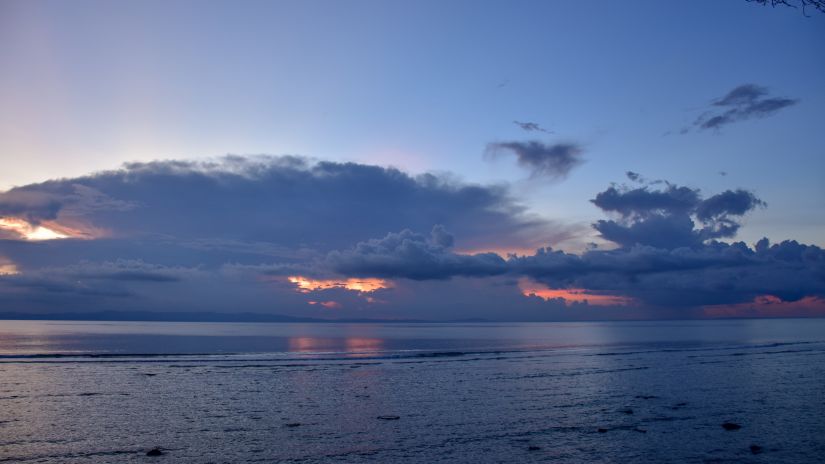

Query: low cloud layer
[
  {"left": 296, "top": 178, "right": 821, "bottom": 311},
  {"left": 693, "top": 84, "right": 798, "bottom": 131},
  {"left": 327, "top": 226, "right": 506, "bottom": 280},
  {"left": 321, "top": 228, "right": 824, "bottom": 310},
  {"left": 1, "top": 158, "right": 822, "bottom": 320}
]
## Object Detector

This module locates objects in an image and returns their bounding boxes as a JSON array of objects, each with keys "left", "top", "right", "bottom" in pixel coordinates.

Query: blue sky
[{"left": 0, "top": 1, "right": 823, "bottom": 319}]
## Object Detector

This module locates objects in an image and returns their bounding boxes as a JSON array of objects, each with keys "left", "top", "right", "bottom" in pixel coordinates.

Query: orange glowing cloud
[
  {"left": 0, "top": 217, "right": 102, "bottom": 241},
  {"left": 454, "top": 247, "right": 539, "bottom": 258},
  {"left": 0, "top": 257, "right": 18, "bottom": 276},
  {"left": 308, "top": 300, "right": 343, "bottom": 309},
  {"left": 0, "top": 217, "right": 69, "bottom": 240},
  {"left": 704, "top": 295, "right": 825, "bottom": 318},
  {"left": 287, "top": 276, "right": 390, "bottom": 293},
  {"left": 519, "top": 279, "right": 632, "bottom": 306}
]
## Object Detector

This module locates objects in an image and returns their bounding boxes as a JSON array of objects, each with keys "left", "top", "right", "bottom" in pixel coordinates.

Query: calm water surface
[{"left": 0, "top": 319, "right": 823, "bottom": 463}]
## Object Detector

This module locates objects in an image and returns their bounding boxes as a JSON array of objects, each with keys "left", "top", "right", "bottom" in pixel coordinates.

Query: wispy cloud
[
  {"left": 513, "top": 120, "right": 553, "bottom": 134},
  {"left": 691, "top": 84, "right": 798, "bottom": 131}
]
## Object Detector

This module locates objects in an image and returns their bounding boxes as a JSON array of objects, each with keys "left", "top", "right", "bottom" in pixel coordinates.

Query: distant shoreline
[
  {"left": 0, "top": 311, "right": 489, "bottom": 324},
  {"left": 0, "top": 311, "right": 823, "bottom": 324}
]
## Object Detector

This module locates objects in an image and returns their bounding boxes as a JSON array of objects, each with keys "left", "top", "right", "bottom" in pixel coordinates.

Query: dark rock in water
[
  {"left": 721, "top": 422, "right": 741, "bottom": 431},
  {"left": 146, "top": 448, "right": 164, "bottom": 456},
  {"left": 750, "top": 444, "right": 763, "bottom": 455},
  {"left": 528, "top": 446, "right": 541, "bottom": 451},
  {"left": 143, "top": 373, "right": 157, "bottom": 377},
  {"left": 284, "top": 422, "right": 301, "bottom": 428},
  {"left": 377, "top": 415, "right": 401, "bottom": 420},
  {"left": 597, "top": 428, "right": 608, "bottom": 433},
  {"left": 619, "top": 408, "right": 634, "bottom": 415}
]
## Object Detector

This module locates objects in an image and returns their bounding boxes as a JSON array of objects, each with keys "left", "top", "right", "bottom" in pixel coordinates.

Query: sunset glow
[
  {"left": 0, "top": 217, "right": 70, "bottom": 241},
  {"left": 288, "top": 276, "right": 391, "bottom": 293},
  {"left": 454, "top": 247, "right": 540, "bottom": 258},
  {"left": 704, "top": 295, "right": 825, "bottom": 318},
  {"left": 0, "top": 259, "right": 18, "bottom": 276},
  {"left": 2, "top": 2, "right": 825, "bottom": 462},
  {"left": 519, "top": 279, "right": 632, "bottom": 306},
  {"left": 0, "top": 217, "right": 106, "bottom": 241},
  {"left": 308, "top": 300, "right": 343, "bottom": 309}
]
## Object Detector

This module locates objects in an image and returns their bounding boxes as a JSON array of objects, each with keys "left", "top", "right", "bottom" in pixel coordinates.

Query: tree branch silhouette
[{"left": 746, "top": 0, "right": 825, "bottom": 16}]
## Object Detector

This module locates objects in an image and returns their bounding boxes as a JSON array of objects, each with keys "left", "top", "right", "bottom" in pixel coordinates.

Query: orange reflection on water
[
  {"left": 288, "top": 336, "right": 320, "bottom": 352},
  {"left": 519, "top": 279, "right": 631, "bottom": 306},
  {"left": 287, "top": 276, "right": 390, "bottom": 293},
  {"left": 346, "top": 337, "right": 384, "bottom": 352},
  {"left": 287, "top": 336, "right": 384, "bottom": 354}
]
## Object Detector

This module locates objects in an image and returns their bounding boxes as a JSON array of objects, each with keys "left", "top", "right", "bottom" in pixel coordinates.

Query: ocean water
[{"left": 0, "top": 319, "right": 824, "bottom": 463}]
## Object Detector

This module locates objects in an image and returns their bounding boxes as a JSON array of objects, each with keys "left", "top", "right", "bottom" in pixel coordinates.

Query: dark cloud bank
[{"left": 1, "top": 156, "right": 823, "bottom": 320}]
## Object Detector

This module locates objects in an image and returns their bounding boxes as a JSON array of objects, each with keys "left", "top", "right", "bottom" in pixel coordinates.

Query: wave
[
  {"left": 1, "top": 340, "right": 822, "bottom": 364},
  {"left": 0, "top": 348, "right": 534, "bottom": 364}
]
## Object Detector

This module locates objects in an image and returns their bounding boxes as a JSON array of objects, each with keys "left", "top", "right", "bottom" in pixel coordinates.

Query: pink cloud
[{"left": 704, "top": 295, "right": 825, "bottom": 318}]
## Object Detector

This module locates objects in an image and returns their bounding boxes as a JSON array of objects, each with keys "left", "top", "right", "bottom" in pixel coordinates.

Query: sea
[{"left": 0, "top": 319, "right": 823, "bottom": 463}]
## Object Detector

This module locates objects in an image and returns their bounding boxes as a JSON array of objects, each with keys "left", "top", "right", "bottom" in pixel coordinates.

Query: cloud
[
  {"left": 592, "top": 184, "right": 700, "bottom": 218},
  {"left": 513, "top": 121, "right": 553, "bottom": 134},
  {"left": 624, "top": 171, "right": 663, "bottom": 185},
  {"left": 313, "top": 177, "right": 822, "bottom": 310},
  {"left": 704, "top": 296, "right": 825, "bottom": 319},
  {"left": 713, "top": 84, "right": 769, "bottom": 107},
  {"left": 0, "top": 260, "right": 200, "bottom": 310},
  {"left": 692, "top": 84, "right": 798, "bottom": 131},
  {"left": 0, "top": 156, "right": 569, "bottom": 253},
  {"left": 513, "top": 239, "right": 825, "bottom": 307},
  {"left": 0, "top": 190, "right": 63, "bottom": 223},
  {"left": 65, "top": 260, "right": 192, "bottom": 282},
  {"left": 326, "top": 225, "right": 507, "bottom": 280},
  {"left": 1, "top": 158, "right": 822, "bottom": 320},
  {"left": 0, "top": 156, "right": 579, "bottom": 318},
  {"left": 0, "top": 184, "right": 135, "bottom": 224},
  {"left": 317, "top": 223, "right": 825, "bottom": 310},
  {"left": 590, "top": 181, "right": 764, "bottom": 249},
  {"left": 486, "top": 141, "right": 584, "bottom": 179},
  {"left": 593, "top": 214, "right": 703, "bottom": 249},
  {"left": 695, "top": 189, "right": 766, "bottom": 222}
]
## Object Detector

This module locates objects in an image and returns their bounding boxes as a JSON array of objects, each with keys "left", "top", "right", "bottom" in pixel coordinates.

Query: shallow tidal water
[{"left": 0, "top": 319, "right": 824, "bottom": 463}]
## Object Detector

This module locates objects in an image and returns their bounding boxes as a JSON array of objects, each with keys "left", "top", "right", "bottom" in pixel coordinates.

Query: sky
[{"left": 0, "top": 0, "right": 823, "bottom": 320}]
